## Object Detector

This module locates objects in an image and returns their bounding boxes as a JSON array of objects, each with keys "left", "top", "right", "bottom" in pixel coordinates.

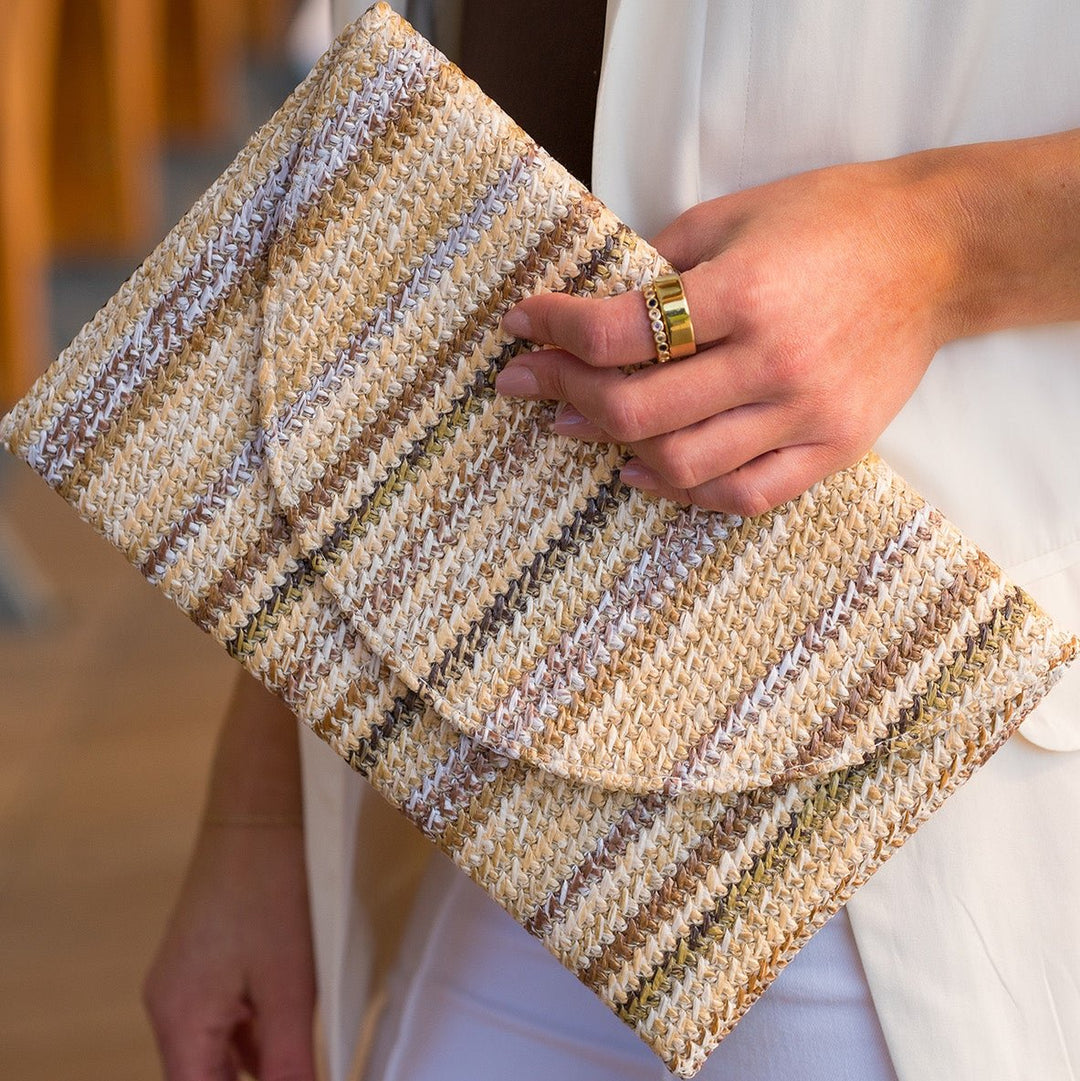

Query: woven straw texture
[{"left": 1, "top": 4, "right": 1076, "bottom": 1075}]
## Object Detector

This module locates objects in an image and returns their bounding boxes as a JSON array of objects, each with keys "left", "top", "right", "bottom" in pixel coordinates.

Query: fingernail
[
  {"left": 495, "top": 365, "right": 540, "bottom": 397},
  {"left": 502, "top": 307, "right": 533, "bottom": 338},
  {"left": 551, "top": 404, "right": 588, "bottom": 433},
  {"left": 620, "top": 462, "right": 659, "bottom": 490}
]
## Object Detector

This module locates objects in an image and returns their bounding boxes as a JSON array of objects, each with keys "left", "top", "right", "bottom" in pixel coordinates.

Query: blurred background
[
  {"left": 0, "top": 0, "right": 606, "bottom": 1076},
  {"left": 0, "top": 2, "right": 315, "bottom": 1077}
]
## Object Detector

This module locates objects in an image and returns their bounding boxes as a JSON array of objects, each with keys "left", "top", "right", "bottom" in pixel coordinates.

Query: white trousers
[{"left": 361, "top": 852, "right": 899, "bottom": 1081}]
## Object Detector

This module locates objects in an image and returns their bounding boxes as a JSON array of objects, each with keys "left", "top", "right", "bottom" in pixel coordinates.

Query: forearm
[
  {"left": 911, "top": 128, "right": 1080, "bottom": 340},
  {"left": 203, "top": 670, "right": 304, "bottom": 822},
  {"left": 146, "top": 672, "right": 316, "bottom": 1080}
]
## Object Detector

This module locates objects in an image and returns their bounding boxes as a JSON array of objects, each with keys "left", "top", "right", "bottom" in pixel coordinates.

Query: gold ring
[{"left": 651, "top": 272, "right": 696, "bottom": 360}]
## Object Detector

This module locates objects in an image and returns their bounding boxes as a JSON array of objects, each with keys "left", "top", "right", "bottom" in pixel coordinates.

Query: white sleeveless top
[{"left": 593, "top": 3, "right": 1080, "bottom": 1078}]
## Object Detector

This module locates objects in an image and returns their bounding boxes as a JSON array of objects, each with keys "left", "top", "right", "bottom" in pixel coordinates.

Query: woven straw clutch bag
[{"left": 2, "top": 4, "right": 1076, "bottom": 1075}]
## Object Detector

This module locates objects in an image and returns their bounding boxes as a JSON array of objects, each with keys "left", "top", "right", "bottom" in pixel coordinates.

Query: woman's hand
[
  {"left": 495, "top": 132, "right": 1080, "bottom": 516},
  {"left": 497, "top": 157, "right": 958, "bottom": 516},
  {"left": 144, "top": 675, "right": 316, "bottom": 1081},
  {"left": 144, "top": 819, "right": 316, "bottom": 1081}
]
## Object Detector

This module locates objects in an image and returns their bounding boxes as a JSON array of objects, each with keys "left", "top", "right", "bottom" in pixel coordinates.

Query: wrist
[
  {"left": 871, "top": 146, "right": 983, "bottom": 348},
  {"left": 901, "top": 131, "right": 1080, "bottom": 342},
  {"left": 926, "top": 139, "right": 1026, "bottom": 341}
]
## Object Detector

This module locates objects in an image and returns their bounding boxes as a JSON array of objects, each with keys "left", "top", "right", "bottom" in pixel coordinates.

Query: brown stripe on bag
[
  {"left": 222, "top": 212, "right": 634, "bottom": 657},
  {"left": 571, "top": 549, "right": 995, "bottom": 992},
  {"left": 522, "top": 790, "right": 670, "bottom": 937},
  {"left": 465, "top": 467, "right": 907, "bottom": 790},
  {"left": 264, "top": 87, "right": 530, "bottom": 431},
  {"left": 55, "top": 54, "right": 449, "bottom": 523},
  {"left": 34, "top": 145, "right": 301, "bottom": 487},
  {"left": 774, "top": 542, "right": 989, "bottom": 780},
  {"left": 227, "top": 358, "right": 619, "bottom": 662},
  {"left": 672, "top": 508, "right": 941, "bottom": 785},
  {"left": 133, "top": 81, "right": 485, "bottom": 576},
  {"left": 397, "top": 734, "right": 512, "bottom": 838},
  {"left": 422, "top": 481, "right": 626, "bottom": 689},
  {"left": 48, "top": 39, "right": 441, "bottom": 456},
  {"left": 346, "top": 687, "right": 430, "bottom": 781},
  {"left": 614, "top": 594, "right": 1029, "bottom": 1030},
  {"left": 288, "top": 205, "right": 606, "bottom": 527},
  {"left": 305, "top": 487, "right": 638, "bottom": 850}
]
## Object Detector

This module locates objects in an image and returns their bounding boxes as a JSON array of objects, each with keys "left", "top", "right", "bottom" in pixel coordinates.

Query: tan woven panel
[{"left": 1, "top": 4, "right": 1075, "bottom": 1075}]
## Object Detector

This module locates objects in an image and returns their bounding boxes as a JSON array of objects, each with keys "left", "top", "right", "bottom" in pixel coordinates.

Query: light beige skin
[
  {"left": 500, "top": 130, "right": 1080, "bottom": 516},
  {"left": 145, "top": 132, "right": 1080, "bottom": 1080},
  {"left": 143, "top": 674, "right": 314, "bottom": 1081}
]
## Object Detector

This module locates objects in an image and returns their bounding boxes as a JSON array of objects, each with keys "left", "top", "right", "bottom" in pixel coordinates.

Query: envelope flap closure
[
  {"left": 303, "top": 440, "right": 1075, "bottom": 796},
  {"left": 247, "top": 6, "right": 1076, "bottom": 797}
]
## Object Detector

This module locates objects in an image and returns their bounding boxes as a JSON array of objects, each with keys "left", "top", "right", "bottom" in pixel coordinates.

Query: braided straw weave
[{"left": 1, "top": 4, "right": 1076, "bottom": 1074}]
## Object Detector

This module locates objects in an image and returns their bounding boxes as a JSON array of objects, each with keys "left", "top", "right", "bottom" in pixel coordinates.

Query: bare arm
[
  {"left": 915, "top": 129, "right": 1080, "bottom": 336},
  {"left": 144, "top": 673, "right": 316, "bottom": 1081},
  {"left": 202, "top": 670, "right": 307, "bottom": 825}
]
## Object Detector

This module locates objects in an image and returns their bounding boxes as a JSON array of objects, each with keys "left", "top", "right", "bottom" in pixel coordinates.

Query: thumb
[{"left": 650, "top": 194, "right": 740, "bottom": 270}]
